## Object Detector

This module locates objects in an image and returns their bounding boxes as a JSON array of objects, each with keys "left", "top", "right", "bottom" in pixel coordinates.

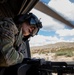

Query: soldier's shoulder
[{"left": 0, "top": 17, "right": 18, "bottom": 34}]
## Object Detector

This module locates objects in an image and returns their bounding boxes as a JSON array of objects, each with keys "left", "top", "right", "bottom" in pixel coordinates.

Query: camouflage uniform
[{"left": 0, "top": 17, "right": 27, "bottom": 67}]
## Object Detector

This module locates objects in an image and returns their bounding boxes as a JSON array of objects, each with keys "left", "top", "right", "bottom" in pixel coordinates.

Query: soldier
[{"left": 0, "top": 13, "right": 42, "bottom": 67}]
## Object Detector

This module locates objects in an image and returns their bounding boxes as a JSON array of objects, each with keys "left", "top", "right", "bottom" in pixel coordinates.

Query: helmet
[{"left": 13, "top": 13, "right": 42, "bottom": 36}]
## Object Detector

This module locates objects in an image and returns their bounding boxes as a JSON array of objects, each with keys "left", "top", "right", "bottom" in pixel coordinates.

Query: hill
[
  {"left": 30, "top": 42, "right": 74, "bottom": 61},
  {"left": 31, "top": 42, "right": 74, "bottom": 51}
]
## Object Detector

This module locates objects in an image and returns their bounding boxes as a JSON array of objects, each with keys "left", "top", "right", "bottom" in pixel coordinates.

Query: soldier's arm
[{"left": 0, "top": 20, "right": 24, "bottom": 67}]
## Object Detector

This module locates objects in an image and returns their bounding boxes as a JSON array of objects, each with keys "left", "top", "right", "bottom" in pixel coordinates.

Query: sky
[{"left": 29, "top": 0, "right": 74, "bottom": 47}]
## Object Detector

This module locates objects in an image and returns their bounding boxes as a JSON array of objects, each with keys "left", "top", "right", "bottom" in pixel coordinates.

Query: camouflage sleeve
[{"left": 0, "top": 19, "right": 24, "bottom": 67}]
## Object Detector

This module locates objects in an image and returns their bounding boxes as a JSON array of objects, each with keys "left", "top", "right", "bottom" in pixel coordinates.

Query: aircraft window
[{"left": 30, "top": 0, "right": 74, "bottom": 62}]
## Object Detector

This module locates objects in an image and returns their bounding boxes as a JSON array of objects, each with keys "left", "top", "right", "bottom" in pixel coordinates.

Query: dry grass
[{"left": 30, "top": 42, "right": 74, "bottom": 61}]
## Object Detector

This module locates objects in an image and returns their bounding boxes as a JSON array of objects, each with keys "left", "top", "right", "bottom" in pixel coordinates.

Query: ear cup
[
  {"left": 18, "top": 14, "right": 28, "bottom": 23},
  {"left": 13, "top": 14, "right": 29, "bottom": 24}
]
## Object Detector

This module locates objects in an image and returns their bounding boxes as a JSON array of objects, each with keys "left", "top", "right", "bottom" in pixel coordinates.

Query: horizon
[{"left": 30, "top": 41, "right": 74, "bottom": 48}]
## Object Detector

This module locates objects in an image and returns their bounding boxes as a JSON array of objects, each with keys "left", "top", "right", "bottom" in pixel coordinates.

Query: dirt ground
[{"left": 31, "top": 53, "right": 74, "bottom": 62}]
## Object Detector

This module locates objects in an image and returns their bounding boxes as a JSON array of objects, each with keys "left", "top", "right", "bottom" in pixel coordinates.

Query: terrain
[{"left": 30, "top": 42, "right": 74, "bottom": 61}]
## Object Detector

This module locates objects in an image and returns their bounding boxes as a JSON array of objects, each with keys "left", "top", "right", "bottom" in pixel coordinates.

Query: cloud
[
  {"left": 48, "top": 0, "right": 74, "bottom": 20},
  {"left": 56, "top": 29, "right": 74, "bottom": 36},
  {"left": 29, "top": 35, "right": 50, "bottom": 47},
  {"left": 29, "top": 35, "right": 68, "bottom": 47}
]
